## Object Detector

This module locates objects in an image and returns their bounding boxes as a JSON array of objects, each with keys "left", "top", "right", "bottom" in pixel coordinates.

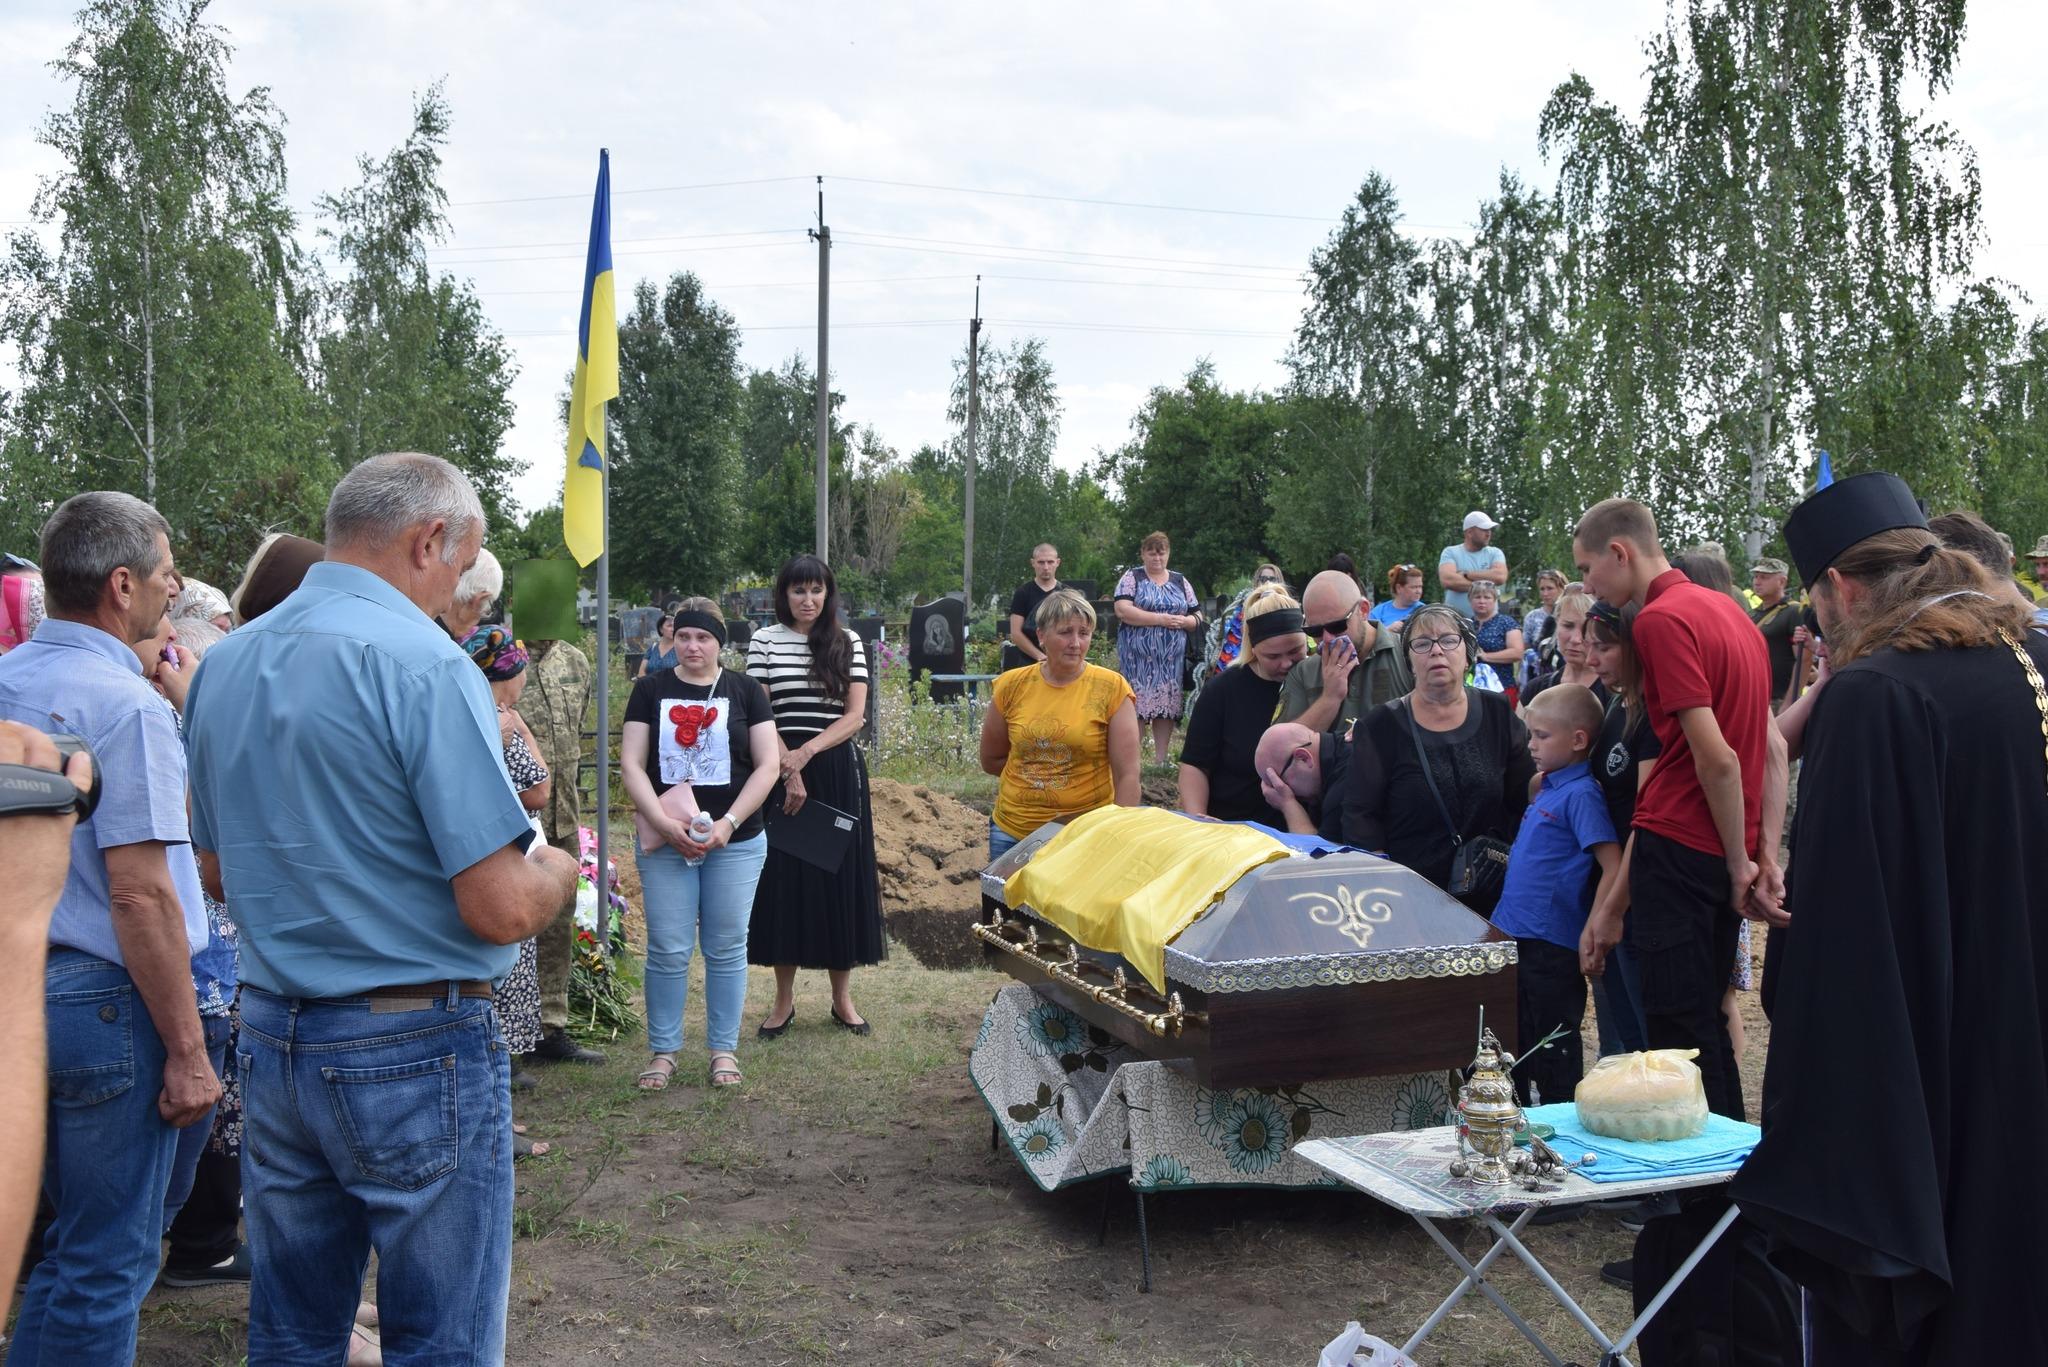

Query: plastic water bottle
[{"left": 684, "top": 812, "right": 715, "bottom": 867}]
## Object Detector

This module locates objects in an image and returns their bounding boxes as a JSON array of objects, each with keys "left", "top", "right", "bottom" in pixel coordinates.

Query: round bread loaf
[{"left": 1574, "top": 1048, "right": 1709, "bottom": 1141}]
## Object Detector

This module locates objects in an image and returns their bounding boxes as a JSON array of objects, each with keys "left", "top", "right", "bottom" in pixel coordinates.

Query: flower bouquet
[{"left": 570, "top": 825, "right": 640, "bottom": 1038}]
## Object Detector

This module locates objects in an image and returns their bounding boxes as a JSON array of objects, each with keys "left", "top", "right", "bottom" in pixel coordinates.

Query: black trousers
[
  {"left": 1513, "top": 937, "right": 1586, "bottom": 1108},
  {"left": 1628, "top": 829, "right": 1745, "bottom": 1121},
  {"left": 164, "top": 1148, "right": 241, "bottom": 1269}
]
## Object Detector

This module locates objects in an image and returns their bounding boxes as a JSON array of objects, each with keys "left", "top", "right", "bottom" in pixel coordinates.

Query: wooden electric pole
[
  {"left": 963, "top": 277, "right": 981, "bottom": 606},
  {"left": 810, "top": 178, "right": 831, "bottom": 559}
]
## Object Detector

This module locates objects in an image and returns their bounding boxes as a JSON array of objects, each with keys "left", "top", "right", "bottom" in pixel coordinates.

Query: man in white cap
[{"left": 1438, "top": 511, "right": 1508, "bottom": 619}]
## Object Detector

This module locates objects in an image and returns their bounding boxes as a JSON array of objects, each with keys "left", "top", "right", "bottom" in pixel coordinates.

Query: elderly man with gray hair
[
  {"left": 184, "top": 453, "right": 579, "bottom": 1364},
  {"left": 0, "top": 490, "right": 220, "bottom": 1365}
]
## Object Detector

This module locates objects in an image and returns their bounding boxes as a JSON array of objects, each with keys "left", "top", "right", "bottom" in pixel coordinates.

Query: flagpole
[{"left": 595, "top": 473, "right": 610, "bottom": 961}]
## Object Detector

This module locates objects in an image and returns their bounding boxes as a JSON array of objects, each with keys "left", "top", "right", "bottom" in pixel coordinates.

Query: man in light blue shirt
[
  {"left": 0, "top": 491, "right": 220, "bottom": 1366},
  {"left": 1439, "top": 510, "right": 1509, "bottom": 619},
  {"left": 183, "top": 452, "right": 578, "bottom": 1365}
]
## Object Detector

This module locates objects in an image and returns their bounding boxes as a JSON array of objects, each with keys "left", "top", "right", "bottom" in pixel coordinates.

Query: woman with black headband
[
  {"left": 1179, "top": 585, "right": 1308, "bottom": 822},
  {"left": 621, "top": 597, "right": 780, "bottom": 1091}
]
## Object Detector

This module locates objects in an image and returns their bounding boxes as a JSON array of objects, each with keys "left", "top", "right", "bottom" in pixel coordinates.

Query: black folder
[{"left": 764, "top": 795, "right": 859, "bottom": 873}]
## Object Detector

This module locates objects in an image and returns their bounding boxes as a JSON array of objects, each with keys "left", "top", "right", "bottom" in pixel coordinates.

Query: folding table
[{"left": 1297, "top": 1127, "right": 1746, "bottom": 1367}]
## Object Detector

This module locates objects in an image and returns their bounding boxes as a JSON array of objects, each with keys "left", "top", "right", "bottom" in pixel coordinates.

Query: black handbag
[{"left": 1405, "top": 700, "right": 1511, "bottom": 902}]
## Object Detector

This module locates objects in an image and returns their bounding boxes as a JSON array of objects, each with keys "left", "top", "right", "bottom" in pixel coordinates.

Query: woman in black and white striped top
[{"left": 746, "top": 554, "right": 886, "bottom": 1036}]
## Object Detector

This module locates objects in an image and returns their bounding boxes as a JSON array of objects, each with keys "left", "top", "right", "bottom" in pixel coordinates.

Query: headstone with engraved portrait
[
  {"left": 908, "top": 596, "right": 966, "bottom": 703},
  {"left": 618, "top": 605, "right": 661, "bottom": 677},
  {"left": 851, "top": 615, "right": 885, "bottom": 739}
]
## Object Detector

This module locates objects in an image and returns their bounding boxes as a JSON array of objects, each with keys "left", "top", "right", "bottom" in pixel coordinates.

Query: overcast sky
[{"left": 5, "top": 1, "right": 2044, "bottom": 522}]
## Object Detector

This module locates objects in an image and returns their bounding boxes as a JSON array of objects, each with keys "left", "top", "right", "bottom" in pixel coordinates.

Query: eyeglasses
[
  {"left": 1277, "top": 745, "right": 1312, "bottom": 781},
  {"left": 1407, "top": 634, "right": 1466, "bottom": 656}
]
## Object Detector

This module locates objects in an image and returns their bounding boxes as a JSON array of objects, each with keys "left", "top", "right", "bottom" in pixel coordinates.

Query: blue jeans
[
  {"left": 9, "top": 949, "right": 181, "bottom": 1367},
  {"left": 988, "top": 825, "right": 1020, "bottom": 861},
  {"left": 637, "top": 833, "right": 768, "bottom": 1054},
  {"left": 237, "top": 985, "right": 513, "bottom": 1366},
  {"left": 162, "top": 1013, "right": 232, "bottom": 1233}
]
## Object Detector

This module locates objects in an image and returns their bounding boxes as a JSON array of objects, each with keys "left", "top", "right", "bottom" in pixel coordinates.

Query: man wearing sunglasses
[{"left": 1279, "top": 569, "right": 1411, "bottom": 734}]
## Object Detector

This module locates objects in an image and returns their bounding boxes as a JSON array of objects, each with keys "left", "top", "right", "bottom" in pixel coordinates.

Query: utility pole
[
  {"left": 963, "top": 277, "right": 981, "bottom": 606},
  {"left": 810, "top": 177, "right": 831, "bottom": 559}
]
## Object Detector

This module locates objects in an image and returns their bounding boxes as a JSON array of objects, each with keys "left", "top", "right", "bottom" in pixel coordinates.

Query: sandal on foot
[
  {"left": 347, "top": 1324, "right": 383, "bottom": 1367},
  {"left": 709, "top": 1052, "right": 743, "bottom": 1088},
  {"left": 636, "top": 1054, "right": 677, "bottom": 1091}
]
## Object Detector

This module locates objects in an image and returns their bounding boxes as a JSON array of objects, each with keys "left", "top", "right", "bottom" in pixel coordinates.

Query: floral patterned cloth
[
  {"left": 492, "top": 733, "right": 547, "bottom": 1054},
  {"left": 1114, "top": 569, "right": 1198, "bottom": 721},
  {"left": 971, "top": 984, "right": 1447, "bottom": 1192}
]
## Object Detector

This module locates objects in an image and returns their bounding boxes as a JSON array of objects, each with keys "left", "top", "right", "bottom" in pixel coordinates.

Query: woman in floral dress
[{"left": 1112, "top": 531, "right": 1202, "bottom": 763}]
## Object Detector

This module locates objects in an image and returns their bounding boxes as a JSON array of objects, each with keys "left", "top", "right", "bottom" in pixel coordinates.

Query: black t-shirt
[
  {"left": 1521, "top": 670, "right": 1611, "bottom": 712},
  {"left": 1315, "top": 731, "right": 1351, "bottom": 843},
  {"left": 624, "top": 668, "right": 772, "bottom": 839},
  {"left": 1592, "top": 695, "right": 1662, "bottom": 835},
  {"left": 1179, "top": 664, "right": 1285, "bottom": 823},
  {"left": 1751, "top": 598, "right": 1800, "bottom": 699},
  {"left": 1006, "top": 579, "right": 1064, "bottom": 649}
]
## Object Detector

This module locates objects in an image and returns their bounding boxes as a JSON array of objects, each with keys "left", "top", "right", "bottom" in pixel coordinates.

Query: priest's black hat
[{"left": 1782, "top": 472, "right": 1929, "bottom": 586}]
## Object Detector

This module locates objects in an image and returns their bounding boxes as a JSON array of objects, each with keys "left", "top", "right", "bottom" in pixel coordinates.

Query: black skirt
[{"left": 748, "top": 739, "right": 887, "bottom": 969}]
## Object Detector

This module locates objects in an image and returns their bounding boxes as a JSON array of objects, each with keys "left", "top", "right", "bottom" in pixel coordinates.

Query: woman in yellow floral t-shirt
[{"left": 978, "top": 589, "right": 1141, "bottom": 858}]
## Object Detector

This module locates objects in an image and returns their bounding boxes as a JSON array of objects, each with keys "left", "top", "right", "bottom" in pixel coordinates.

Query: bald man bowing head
[
  {"left": 1253, "top": 720, "right": 1351, "bottom": 841},
  {"left": 1276, "top": 569, "right": 1381, "bottom": 735}
]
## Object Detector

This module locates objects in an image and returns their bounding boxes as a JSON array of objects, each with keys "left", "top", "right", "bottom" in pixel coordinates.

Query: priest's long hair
[
  {"left": 774, "top": 553, "right": 853, "bottom": 702},
  {"left": 1820, "top": 529, "right": 2034, "bottom": 665}
]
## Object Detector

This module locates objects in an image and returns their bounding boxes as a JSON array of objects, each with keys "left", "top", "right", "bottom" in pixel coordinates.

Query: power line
[
  {"left": 471, "top": 270, "right": 1299, "bottom": 300},
  {"left": 834, "top": 228, "right": 1300, "bottom": 274},
  {"left": 447, "top": 174, "right": 811, "bottom": 208},
  {"left": 832, "top": 174, "right": 1339, "bottom": 224},
  {"left": 835, "top": 235, "right": 1298, "bottom": 281},
  {"left": 426, "top": 227, "right": 802, "bottom": 253},
  {"left": 425, "top": 239, "right": 810, "bottom": 268},
  {"left": 497, "top": 317, "right": 1291, "bottom": 340}
]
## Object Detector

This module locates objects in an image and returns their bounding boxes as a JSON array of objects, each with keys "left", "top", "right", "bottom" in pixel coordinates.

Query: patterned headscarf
[
  {"left": 172, "top": 577, "right": 230, "bottom": 626},
  {"left": 1, "top": 572, "right": 45, "bottom": 653},
  {"left": 461, "top": 625, "right": 529, "bottom": 681}
]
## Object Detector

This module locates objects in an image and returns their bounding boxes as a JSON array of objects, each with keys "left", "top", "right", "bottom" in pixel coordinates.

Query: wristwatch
[{"left": 719, "top": 812, "right": 739, "bottom": 832}]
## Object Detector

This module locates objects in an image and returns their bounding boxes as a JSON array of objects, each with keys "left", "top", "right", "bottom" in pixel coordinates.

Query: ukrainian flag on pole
[{"left": 563, "top": 149, "right": 616, "bottom": 567}]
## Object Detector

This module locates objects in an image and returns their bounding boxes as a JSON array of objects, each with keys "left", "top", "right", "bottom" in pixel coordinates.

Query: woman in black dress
[
  {"left": 747, "top": 555, "right": 885, "bottom": 1035},
  {"left": 1341, "top": 603, "right": 1534, "bottom": 915}
]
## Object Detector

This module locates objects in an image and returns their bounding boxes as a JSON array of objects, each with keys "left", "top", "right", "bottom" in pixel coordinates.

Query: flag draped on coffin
[{"left": 564, "top": 150, "right": 617, "bottom": 568}]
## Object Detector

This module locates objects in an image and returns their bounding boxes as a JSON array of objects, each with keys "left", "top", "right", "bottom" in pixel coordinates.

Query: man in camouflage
[{"left": 524, "top": 634, "right": 605, "bottom": 1063}]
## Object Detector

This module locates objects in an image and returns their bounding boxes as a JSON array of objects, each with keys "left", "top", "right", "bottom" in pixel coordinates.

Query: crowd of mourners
[{"left": 0, "top": 462, "right": 2044, "bottom": 1365}]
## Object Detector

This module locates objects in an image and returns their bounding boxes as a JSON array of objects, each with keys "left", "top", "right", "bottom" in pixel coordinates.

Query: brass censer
[{"left": 1449, "top": 1015, "right": 1522, "bottom": 1186}]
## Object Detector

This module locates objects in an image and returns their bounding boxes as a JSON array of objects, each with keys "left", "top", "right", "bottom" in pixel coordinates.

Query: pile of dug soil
[{"left": 869, "top": 779, "right": 990, "bottom": 970}]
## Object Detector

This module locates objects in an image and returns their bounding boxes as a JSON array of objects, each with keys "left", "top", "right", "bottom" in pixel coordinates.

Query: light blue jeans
[
  {"left": 9, "top": 949, "right": 182, "bottom": 1367},
  {"left": 236, "top": 984, "right": 513, "bottom": 1366},
  {"left": 989, "top": 824, "right": 1021, "bottom": 861},
  {"left": 637, "top": 832, "right": 768, "bottom": 1054}
]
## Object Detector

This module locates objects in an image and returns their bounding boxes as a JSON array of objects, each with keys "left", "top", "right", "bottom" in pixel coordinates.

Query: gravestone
[
  {"left": 1094, "top": 599, "right": 1118, "bottom": 645},
  {"left": 1064, "top": 577, "right": 1098, "bottom": 603},
  {"left": 618, "top": 605, "right": 660, "bottom": 676},
  {"left": 850, "top": 616, "right": 885, "bottom": 740},
  {"left": 908, "top": 596, "right": 966, "bottom": 702}
]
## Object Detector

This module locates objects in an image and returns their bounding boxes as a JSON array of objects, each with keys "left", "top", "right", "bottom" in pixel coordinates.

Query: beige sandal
[
  {"left": 636, "top": 1053, "right": 677, "bottom": 1091},
  {"left": 709, "top": 1052, "right": 743, "bottom": 1087},
  {"left": 347, "top": 1323, "right": 382, "bottom": 1367}
]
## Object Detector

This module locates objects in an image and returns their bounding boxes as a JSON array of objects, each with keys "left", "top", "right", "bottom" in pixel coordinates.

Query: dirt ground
[{"left": 133, "top": 779, "right": 1776, "bottom": 1367}]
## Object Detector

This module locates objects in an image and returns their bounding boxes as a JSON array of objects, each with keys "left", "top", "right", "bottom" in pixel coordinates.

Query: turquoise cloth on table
[{"left": 1522, "top": 1103, "right": 1760, "bottom": 1184}]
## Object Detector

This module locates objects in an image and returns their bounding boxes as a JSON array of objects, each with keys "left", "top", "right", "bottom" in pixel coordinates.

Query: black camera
[{"left": 0, "top": 734, "right": 100, "bottom": 822}]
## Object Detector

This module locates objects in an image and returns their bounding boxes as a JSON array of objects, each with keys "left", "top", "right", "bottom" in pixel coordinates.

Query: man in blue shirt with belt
[
  {"left": 0, "top": 491, "right": 220, "bottom": 1366},
  {"left": 185, "top": 453, "right": 579, "bottom": 1365}
]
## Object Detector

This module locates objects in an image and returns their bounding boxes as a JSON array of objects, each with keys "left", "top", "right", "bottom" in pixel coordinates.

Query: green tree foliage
[
  {"left": 734, "top": 355, "right": 850, "bottom": 579},
  {"left": 316, "top": 84, "right": 520, "bottom": 532},
  {"left": 0, "top": 0, "right": 322, "bottom": 582},
  {"left": 948, "top": 335, "right": 1062, "bottom": 606},
  {"left": 606, "top": 273, "right": 745, "bottom": 601},
  {"left": 1100, "top": 361, "right": 1283, "bottom": 595}
]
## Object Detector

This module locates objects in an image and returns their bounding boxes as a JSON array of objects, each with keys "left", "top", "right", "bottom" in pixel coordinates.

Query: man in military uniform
[
  {"left": 524, "top": 633, "right": 604, "bottom": 1063},
  {"left": 1748, "top": 556, "right": 1801, "bottom": 706}
]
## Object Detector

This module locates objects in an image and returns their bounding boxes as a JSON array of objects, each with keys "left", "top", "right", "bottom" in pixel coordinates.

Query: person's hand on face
[{"left": 1318, "top": 630, "right": 1358, "bottom": 696}]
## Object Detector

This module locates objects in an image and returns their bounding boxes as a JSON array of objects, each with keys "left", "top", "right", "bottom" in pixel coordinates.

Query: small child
[{"left": 1493, "top": 684, "right": 1620, "bottom": 1107}]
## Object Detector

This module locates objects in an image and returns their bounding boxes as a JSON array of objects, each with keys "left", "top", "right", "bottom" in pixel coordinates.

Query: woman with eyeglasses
[
  {"left": 1369, "top": 564, "right": 1425, "bottom": 629},
  {"left": 1180, "top": 586, "right": 1308, "bottom": 822},
  {"left": 1341, "top": 603, "right": 1534, "bottom": 914}
]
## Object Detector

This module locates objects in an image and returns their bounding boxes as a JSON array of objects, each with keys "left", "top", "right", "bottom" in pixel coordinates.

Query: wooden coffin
[{"left": 977, "top": 822, "right": 1516, "bottom": 1088}]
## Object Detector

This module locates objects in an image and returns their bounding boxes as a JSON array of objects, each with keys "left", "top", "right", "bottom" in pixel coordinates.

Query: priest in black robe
[{"left": 1731, "top": 472, "right": 2048, "bottom": 1365}]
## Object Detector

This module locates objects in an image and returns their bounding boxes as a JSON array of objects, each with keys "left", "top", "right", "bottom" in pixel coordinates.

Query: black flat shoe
[
  {"left": 757, "top": 1008, "right": 795, "bottom": 1039},
  {"left": 510, "top": 1069, "right": 539, "bottom": 1093},
  {"left": 830, "top": 1007, "right": 872, "bottom": 1036},
  {"left": 531, "top": 1028, "right": 607, "bottom": 1065}
]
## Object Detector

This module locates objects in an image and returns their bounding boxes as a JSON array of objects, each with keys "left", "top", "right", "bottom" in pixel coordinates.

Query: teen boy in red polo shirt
[{"left": 1573, "top": 498, "right": 1784, "bottom": 1120}]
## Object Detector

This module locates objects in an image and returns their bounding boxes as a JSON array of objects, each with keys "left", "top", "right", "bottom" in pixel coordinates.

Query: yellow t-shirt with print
[{"left": 991, "top": 662, "right": 1136, "bottom": 839}]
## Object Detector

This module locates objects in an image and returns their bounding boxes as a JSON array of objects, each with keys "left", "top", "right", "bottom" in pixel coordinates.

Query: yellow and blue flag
[{"left": 563, "top": 149, "right": 617, "bottom": 567}]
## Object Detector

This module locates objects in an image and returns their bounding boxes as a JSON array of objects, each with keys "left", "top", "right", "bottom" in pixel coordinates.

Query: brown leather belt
[{"left": 362, "top": 981, "right": 493, "bottom": 1001}]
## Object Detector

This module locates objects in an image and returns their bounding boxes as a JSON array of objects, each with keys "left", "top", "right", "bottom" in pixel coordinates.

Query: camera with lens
[{"left": 0, "top": 734, "right": 100, "bottom": 822}]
